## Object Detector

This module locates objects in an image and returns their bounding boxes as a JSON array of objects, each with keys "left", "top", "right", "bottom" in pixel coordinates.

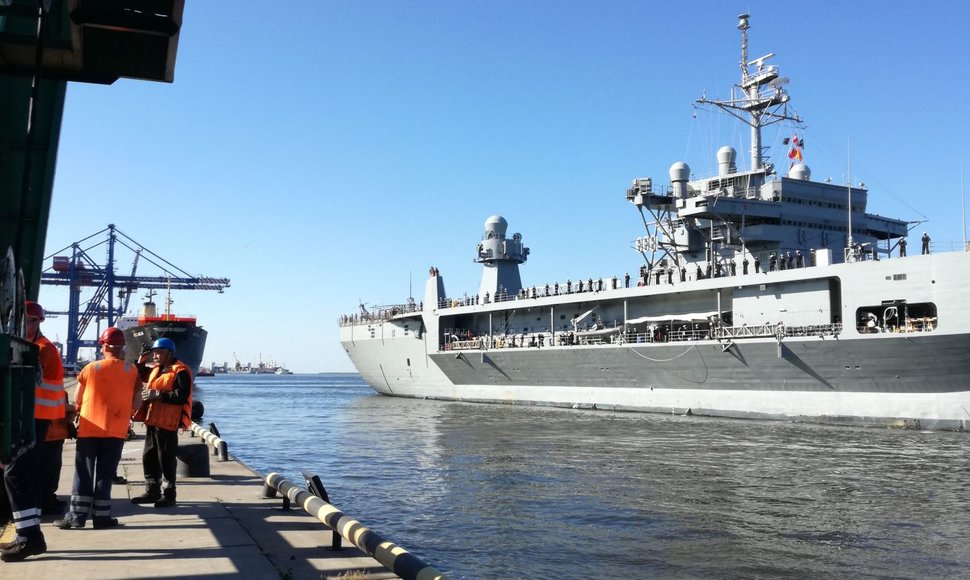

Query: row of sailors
[
  {"left": 436, "top": 278, "right": 627, "bottom": 308},
  {"left": 640, "top": 249, "right": 818, "bottom": 285},
  {"left": 444, "top": 325, "right": 715, "bottom": 350},
  {"left": 446, "top": 331, "right": 583, "bottom": 349},
  {"left": 342, "top": 248, "right": 822, "bottom": 321},
  {"left": 454, "top": 249, "right": 822, "bottom": 308}
]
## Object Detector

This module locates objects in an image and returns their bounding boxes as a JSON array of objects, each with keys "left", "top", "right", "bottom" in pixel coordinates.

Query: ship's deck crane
[{"left": 40, "top": 224, "right": 230, "bottom": 368}]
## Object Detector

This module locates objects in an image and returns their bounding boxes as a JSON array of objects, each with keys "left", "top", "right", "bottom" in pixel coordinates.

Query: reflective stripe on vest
[{"left": 35, "top": 336, "right": 66, "bottom": 420}]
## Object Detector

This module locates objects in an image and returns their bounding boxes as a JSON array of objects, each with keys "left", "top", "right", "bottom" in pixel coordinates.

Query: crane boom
[{"left": 40, "top": 224, "right": 230, "bottom": 368}]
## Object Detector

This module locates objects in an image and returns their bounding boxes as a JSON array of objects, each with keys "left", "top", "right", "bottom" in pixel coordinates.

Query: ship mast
[{"left": 697, "top": 13, "right": 802, "bottom": 172}]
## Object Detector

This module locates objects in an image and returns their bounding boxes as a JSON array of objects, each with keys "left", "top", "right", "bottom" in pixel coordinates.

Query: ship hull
[
  {"left": 341, "top": 252, "right": 970, "bottom": 430},
  {"left": 342, "top": 332, "right": 970, "bottom": 430},
  {"left": 124, "top": 321, "right": 208, "bottom": 377}
]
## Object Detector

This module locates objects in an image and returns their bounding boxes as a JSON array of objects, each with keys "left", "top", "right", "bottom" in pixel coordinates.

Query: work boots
[
  {"left": 0, "top": 532, "right": 47, "bottom": 562},
  {"left": 131, "top": 486, "right": 162, "bottom": 504},
  {"left": 153, "top": 488, "right": 176, "bottom": 508}
]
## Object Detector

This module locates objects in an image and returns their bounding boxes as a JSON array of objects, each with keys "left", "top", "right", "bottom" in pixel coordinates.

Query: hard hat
[
  {"left": 150, "top": 337, "right": 176, "bottom": 354},
  {"left": 25, "top": 301, "right": 45, "bottom": 321},
  {"left": 99, "top": 327, "right": 126, "bottom": 347}
]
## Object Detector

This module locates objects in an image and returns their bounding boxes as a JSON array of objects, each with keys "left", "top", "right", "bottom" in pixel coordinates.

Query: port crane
[{"left": 40, "top": 224, "right": 230, "bottom": 368}]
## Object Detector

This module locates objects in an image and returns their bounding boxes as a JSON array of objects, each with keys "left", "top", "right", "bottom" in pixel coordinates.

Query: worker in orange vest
[
  {"left": 1, "top": 301, "right": 65, "bottom": 562},
  {"left": 54, "top": 327, "right": 141, "bottom": 530},
  {"left": 131, "top": 338, "right": 192, "bottom": 508}
]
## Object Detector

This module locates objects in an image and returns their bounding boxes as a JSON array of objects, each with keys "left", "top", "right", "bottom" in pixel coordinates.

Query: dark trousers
[
  {"left": 70, "top": 437, "right": 125, "bottom": 522},
  {"left": 142, "top": 426, "right": 179, "bottom": 492},
  {"left": 41, "top": 438, "right": 65, "bottom": 505},
  {"left": 3, "top": 419, "right": 49, "bottom": 538}
]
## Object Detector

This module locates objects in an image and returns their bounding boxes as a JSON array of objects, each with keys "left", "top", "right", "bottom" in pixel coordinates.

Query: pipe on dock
[
  {"left": 264, "top": 472, "right": 450, "bottom": 580},
  {"left": 189, "top": 422, "right": 229, "bottom": 462}
]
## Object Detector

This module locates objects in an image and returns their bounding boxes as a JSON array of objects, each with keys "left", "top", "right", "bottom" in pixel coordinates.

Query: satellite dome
[
  {"left": 716, "top": 146, "right": 737, "bottom": 176},
  {"left": 484, "top": 215, "right": 508, "bottom": 237},
  {"left": 669, "top": 161, "right": 690, "bottom": 182},
  {"left": 789, "top": 164, "right": 811, "bottom": 181},
  {"left": 717, "top": 146, "right": 736, "bottom": 165}
]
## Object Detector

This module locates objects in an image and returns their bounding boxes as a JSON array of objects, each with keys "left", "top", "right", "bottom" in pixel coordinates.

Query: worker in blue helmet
[{"left": 131, "top": 337, "right": 193, "bottom": 508}]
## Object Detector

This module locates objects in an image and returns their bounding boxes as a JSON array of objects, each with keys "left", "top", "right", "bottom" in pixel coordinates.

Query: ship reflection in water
[{"left": 198, "top": 373, "right": 970, "bottom": 578}]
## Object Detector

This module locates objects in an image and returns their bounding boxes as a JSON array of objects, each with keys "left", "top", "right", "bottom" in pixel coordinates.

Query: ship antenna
[
  {"left": 962, "top": 162, "right": 967, "bottom": 250},
  {"left": 697, "top": 14, "right": 802, "bottom": 173},
  {"left": 739, "top": 13, "right": 749, "bottom": 83},
  {"left": 845, "top": 140, "right": 856, "bottom": 262}
]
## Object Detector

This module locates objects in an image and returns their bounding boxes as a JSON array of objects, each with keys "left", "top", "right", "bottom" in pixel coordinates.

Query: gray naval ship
[{"left": 340, "top": 14, "right": 970, "bottom": 430}]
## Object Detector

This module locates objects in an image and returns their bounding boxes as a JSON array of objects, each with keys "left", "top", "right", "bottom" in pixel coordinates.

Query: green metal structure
[{"left": 1, "top": 0, "right": 185, "bottom": 459}]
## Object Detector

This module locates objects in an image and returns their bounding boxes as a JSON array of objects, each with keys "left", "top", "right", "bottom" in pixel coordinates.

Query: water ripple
[{"left": 197, "top": 374, "right": 970, "bottom": 579}]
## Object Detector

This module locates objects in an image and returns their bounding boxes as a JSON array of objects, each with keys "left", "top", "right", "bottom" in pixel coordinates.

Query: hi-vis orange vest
[
  {"left": 145, "top": 360, "right": 193, "bottom": 431},
  {"left": 77, "top": 357, "right": 141, "bottom": 439},
  {"left": 35, "top": 335, "right": 66, "bottom": 420}
]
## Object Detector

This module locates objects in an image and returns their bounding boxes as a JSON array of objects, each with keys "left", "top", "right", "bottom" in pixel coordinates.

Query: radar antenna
[{"left": 696, "top": 13, "right": 803, "bottom": 171}]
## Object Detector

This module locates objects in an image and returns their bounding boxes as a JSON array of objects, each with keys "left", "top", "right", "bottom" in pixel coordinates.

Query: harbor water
[{"left": 197, "top": 374, "right": 970, "bottom": 579}]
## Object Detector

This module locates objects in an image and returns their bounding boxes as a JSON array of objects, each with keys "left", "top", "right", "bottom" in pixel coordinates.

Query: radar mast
[{"left": 697, "top": 13, "right": 803, "bottom": 172}]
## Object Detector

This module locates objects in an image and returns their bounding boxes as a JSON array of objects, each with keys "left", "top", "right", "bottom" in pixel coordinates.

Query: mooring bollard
[
  {"left": 176, "top": 442, "right": 210, "bottom": 477},
  {"left": 301, "top": 469, "right": 341, "bottom": 550},
  {"left": 190, "top": 422, "right": 229, "bottom": 461},
  {"left": 264, "top": 472, "right": 450, "bottom": 580}
]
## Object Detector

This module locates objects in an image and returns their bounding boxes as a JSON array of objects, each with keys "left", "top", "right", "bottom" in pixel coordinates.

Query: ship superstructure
[
  {"left": 339, "top": 15, "right": 970, "bottom": 430},
  {"left": 120, "top": 290, "right": 208, "bottom": 377}
]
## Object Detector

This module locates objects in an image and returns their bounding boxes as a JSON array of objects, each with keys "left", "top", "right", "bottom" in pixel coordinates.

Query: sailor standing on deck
[
  {"left": 131, "top": 338, "right": 193, "bottom": 508},
  {"left": 54, "top": 327, "right": 141, "bottom": 529},
  {"left": 921, "top": 232, "right": 930, "bottom": 255},
  {"left": 1, "top": 301, "right": 65, "bottom": 562}
]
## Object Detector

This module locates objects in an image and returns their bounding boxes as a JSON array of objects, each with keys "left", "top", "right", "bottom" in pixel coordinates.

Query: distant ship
[
  {"left": 120, "top": 291, "right": 207, "bottom": 377},
  {"left": 211, "top": 355, "right": 291, "bottom": 375},
  {"left": 339, "top": 14, "right": 970, "bottom": 431}
]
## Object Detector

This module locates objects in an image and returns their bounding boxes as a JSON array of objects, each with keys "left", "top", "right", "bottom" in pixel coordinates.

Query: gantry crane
[{"left": 40, "top": 224, "right": 230, "bottom": 367}]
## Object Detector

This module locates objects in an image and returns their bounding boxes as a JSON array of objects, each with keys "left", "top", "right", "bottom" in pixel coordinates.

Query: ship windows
[{"left": 855, "top": 301, "right": 936, "bottom": 334}]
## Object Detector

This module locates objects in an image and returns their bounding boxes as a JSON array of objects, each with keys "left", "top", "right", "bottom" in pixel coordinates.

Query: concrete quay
[{"left": 1, "top": 423, "right": 397, "bottom": 579}]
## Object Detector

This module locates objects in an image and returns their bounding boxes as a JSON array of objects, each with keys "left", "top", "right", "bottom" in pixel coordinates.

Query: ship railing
[
  {"left": 622, "top": 328, "right": 709, "bottom": 343},
  {"left": 338, "top": 302, "right": 421, "bottom": 326},
  {"left": 714, "top": 322, "right": 843, "bottom": 340},
  {"left": 443, "top": 338, "right": 483, "bottom": 351},
  {"left": 440, "top": 322, "right": 846, "bottom": 352}
]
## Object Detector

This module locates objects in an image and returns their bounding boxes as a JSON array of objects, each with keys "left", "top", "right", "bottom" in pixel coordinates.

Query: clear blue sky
[{"left": 37, "top": 1, "right": 970, "bottom": 372}]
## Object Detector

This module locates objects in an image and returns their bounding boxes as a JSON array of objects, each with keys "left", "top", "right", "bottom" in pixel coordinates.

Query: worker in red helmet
[
  {"left": 54, "top": 327, "right": 141, "bottom": 530},
  {"left": 1, "top": 301, "right": 65, "bottom": 562}
]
